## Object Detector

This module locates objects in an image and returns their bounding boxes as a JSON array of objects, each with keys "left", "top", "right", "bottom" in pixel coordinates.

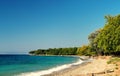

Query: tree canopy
[
  {"left": 94, "top": 15, "right": 120, "bottom": 55},
  {"left": 29, "top": 47, "right": 77, "bottom": 55}
]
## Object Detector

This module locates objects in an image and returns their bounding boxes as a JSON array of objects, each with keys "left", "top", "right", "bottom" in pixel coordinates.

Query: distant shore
[{"left": 30, "top": 54, "right": 91, "bottom": 59}]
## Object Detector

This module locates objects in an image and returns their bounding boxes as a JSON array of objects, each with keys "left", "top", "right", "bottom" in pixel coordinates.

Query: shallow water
[{"left": 0, "top": 55, "right": 80, "bottom": 76}]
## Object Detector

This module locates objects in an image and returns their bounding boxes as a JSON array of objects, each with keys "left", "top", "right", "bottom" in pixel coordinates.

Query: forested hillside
[{"left": 29, "top": 47, "right": 77, "bottom": 55}]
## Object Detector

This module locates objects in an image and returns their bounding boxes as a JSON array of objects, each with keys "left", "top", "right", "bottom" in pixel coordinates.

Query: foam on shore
[{"left": 16, "top": 59, "right": 84, "bottom": 76}]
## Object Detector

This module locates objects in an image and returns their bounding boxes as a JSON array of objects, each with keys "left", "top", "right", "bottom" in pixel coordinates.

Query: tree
[
  {"left": 29, "top": 47, "right": 78, "bottom": 55},
  {"left": 95, "top": 15, "right": 120, "bottom": 55},
  {"left": 77, "top": 45, "right": 94, "bottom": 56},
  {"left": 88, "top": 29, "right": 102, "bottom": 55},
  {"left": 29, "top": 51, "right": 35, "bottom": 55}
]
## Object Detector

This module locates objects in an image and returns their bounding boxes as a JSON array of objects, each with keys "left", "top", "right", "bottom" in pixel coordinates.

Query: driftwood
[
  {"left": 93, "top": 71, "right": 105, "bottom": 75},
  {"left": 106, "top": 69, "right": 114, "bottom": 73},
  {"left": 86, "top": 69, "right": 114, "bottom": 76}
]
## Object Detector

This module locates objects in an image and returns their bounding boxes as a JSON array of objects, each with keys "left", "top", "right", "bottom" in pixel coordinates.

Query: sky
[{"left": 0, "top": 0, "right": 120, "bottom": 54}]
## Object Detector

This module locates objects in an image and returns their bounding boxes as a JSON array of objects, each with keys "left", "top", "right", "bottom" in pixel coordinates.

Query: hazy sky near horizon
[{"left": 0, "top": 0, "right": 120, "bottom": 54}]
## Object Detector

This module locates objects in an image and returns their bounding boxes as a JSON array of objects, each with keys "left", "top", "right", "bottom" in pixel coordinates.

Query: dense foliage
[
  {"left": 88, "top": 29, "right": 101, "bottom": 55},
  {"left": 77, "top": 45, "right": 96, "bottom": 56},
  {"left": 94, "top": 15, "right": 120, "bottom": 55},
  {"left": 29, "top": 47, "right": 77, "bottom": 55},
  {"left": 29, "top": 46, "right": 95, "bottom": 56}
]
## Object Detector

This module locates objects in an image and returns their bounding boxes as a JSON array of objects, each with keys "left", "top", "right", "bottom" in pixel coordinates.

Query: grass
[
  {"left": 106, "top": 57, "right": 120, "bottom": 76},
  {"left": 107, "top": 57, "right": 120, "bottom": 64}
]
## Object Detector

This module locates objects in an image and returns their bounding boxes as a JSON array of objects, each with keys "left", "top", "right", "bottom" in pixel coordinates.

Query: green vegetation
[
  {"left": 88, "top": 14, "right": 120, "bottom": 56},
  {"left": 29, "top": 47, "right": 77, "bottom": 55},
  {"left": 29, "top": 46, "right": 95, "bottom": 56},
  {"left": 88, "top": 29, "right": 101, "bottom": 55},
  {"left": 29, "top": 14, "right": 120, "bottom": 56},
  {"left": 107, "top": 57, "right": 120, "bottom": 64},
  {"left": 95, "top": 15, "right": 120, "bottom": 55},
  {"left": 77, "top": 45, "right": 96, "bottom": 56}
]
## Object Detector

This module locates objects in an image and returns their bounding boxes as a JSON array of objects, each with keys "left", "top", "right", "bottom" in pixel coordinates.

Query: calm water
[{"left": 0, "top": 55, "right": 79, "bottom": 76}]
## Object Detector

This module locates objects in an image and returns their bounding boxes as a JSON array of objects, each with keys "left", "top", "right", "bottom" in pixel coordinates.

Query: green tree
[
  {"left": 95, "top": 15, "right": 120, "bottom": 55},
  {"left": 88, "top": 29, "right": 102, "bottom": 55},
  {"left": 77, "top": 45, "right": 94, "bottom": 56}
]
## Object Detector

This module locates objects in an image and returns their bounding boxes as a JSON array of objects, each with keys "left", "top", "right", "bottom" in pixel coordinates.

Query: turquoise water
[{"left": 0, "top": 55, "right": 79, "bottom": 76}]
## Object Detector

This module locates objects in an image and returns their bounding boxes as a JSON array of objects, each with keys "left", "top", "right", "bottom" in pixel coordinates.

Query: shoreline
[
  {"left": 16, "top": 56, "right": 116, "bottom": 76},
  {"left": 30, "top": 54, "right": 91, "bottom": 61},
  {"left": 17, "top": 56, "right": 86, "bottom": 76},
  {"left": 43, "top": 61, "right": 90, "bottom": 76},
  {"left": 44, "top": 56, "right": 115, "bottom": 76},
  {"left": 42, "top": 56, "right": 92, "bottom": 76},
  {"left": 29, "top": 54, "right": 81, "bottom": 57}
]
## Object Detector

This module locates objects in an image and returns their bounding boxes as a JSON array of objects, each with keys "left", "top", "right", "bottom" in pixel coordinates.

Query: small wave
[{"left": 16, "top": 59, "right": 83, "bottom": 76}]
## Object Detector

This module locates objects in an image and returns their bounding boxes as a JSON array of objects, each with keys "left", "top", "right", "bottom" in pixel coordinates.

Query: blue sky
[{"left": 0, "top": 0, "right": 120, "bottom": 54}]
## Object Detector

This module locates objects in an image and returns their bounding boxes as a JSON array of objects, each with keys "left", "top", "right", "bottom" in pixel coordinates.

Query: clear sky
[{"left": 0, "top": 0, "right": 120, "bottom": 54}]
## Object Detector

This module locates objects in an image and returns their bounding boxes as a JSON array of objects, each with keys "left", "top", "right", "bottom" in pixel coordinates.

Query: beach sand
[{"left": 45, "top": 56, "right": 117, "bottom": 76}]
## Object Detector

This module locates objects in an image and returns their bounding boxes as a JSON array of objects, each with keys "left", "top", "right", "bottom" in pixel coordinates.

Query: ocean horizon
[{"left": 0, "top": 54, "right": 83, "bottom": 76}]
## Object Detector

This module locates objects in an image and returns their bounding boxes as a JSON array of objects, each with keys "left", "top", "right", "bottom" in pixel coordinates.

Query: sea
[{"left": 0, "top": 54, "right": 83, "bottom": 76}]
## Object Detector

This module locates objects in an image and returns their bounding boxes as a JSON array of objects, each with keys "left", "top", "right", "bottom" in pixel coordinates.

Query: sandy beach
[{"left": 45, "top": 56, "right": 119, "bottom": 76}]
